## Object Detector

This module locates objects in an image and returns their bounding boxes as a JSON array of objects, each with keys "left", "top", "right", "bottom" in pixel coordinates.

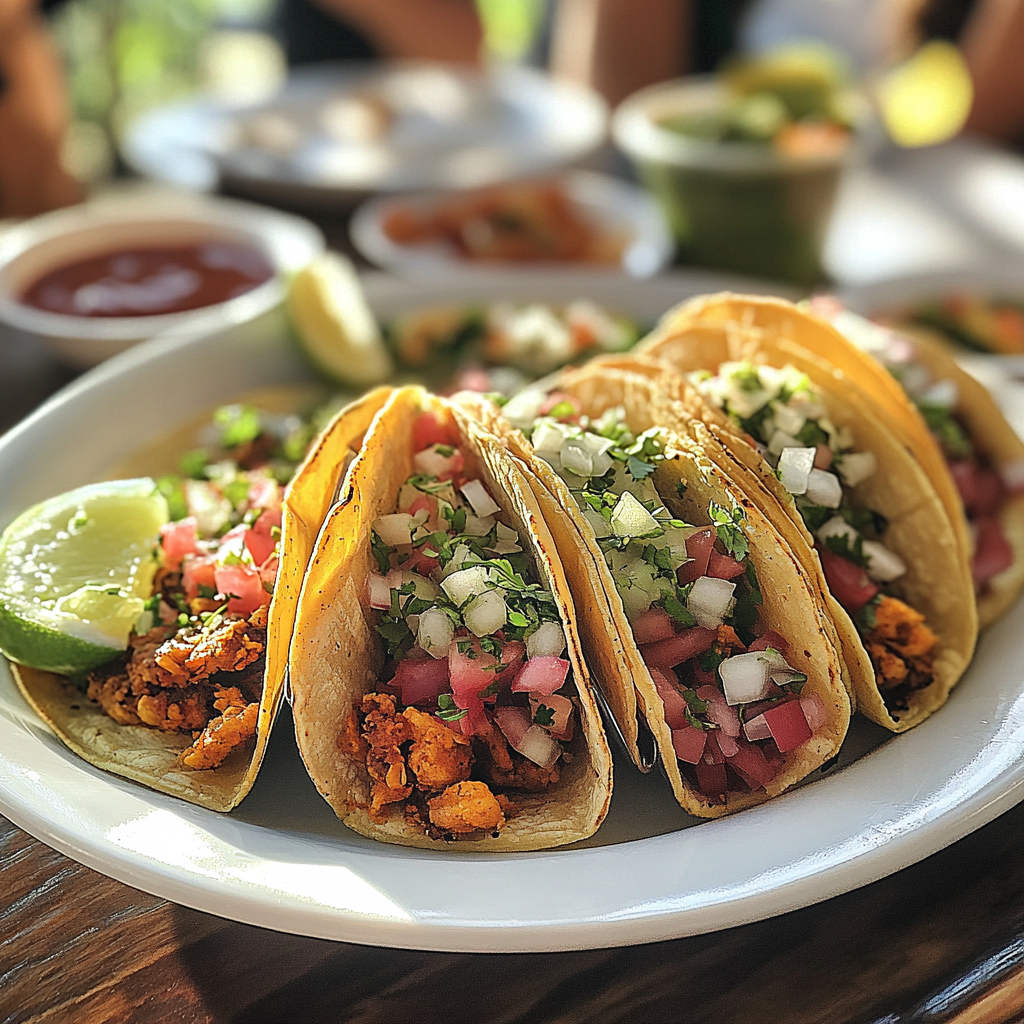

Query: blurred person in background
[{"left": 0, "top": 0, "right": 80, "bottom": 217}]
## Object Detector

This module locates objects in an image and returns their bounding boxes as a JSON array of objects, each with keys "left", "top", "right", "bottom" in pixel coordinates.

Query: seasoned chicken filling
[{"left": 864, "top": 596, "right": 938, "bottom": 711}]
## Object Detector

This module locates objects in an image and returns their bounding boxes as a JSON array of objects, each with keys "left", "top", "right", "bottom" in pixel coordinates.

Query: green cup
[{"left": 613, "top": 78, "right": 853, "bottom": 286}]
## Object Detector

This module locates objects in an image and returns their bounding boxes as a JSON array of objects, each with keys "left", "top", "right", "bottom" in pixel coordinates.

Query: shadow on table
[{"left": 170, "top": 798, "right": 1024, "bottom": 1024}]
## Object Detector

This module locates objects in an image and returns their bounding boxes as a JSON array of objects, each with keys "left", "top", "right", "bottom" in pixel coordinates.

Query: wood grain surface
[{"left": 5, "top": 797, "right": 1024, "bottom": 1024}]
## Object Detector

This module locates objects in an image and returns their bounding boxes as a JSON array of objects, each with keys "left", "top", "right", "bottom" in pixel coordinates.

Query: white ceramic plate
[
  {"left": 349, "top": 172, "right": 674, "bottom": 278},
  {"left": 122, "top": 63, "right": 607, "bottom": 207},
  {"left": 2, "top": 270, "right": 1022, "bottom": 953}
]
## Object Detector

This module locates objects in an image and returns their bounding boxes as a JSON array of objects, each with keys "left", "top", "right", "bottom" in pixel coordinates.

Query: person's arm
[
  {"left": 312, "top": 0, "right": 483, "bottom": 63},
  {"left": 0, "top": 0, "right": 81, "bottom": 218},
  {"left": 961, "top": 0, "right": 1024, "bottom": 142},
  {"left": 549, "top": 0, "right": 690, "bottom": 107}
]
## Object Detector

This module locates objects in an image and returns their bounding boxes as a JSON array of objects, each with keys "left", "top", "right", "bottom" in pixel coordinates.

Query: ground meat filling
[
  {"left": 864, "top": 596, "right": 939, "bottom": 712},
  {"left": 85, "top": 606, "right": 266, "bottom": 768},
  {"left": 357, "top": 692, "right": 555, "bottom": 839}
]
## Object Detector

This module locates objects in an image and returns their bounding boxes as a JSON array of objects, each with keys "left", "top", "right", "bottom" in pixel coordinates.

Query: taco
[
  {"left": 636, "top": 292, "right": 977, "bottom": 732},
  {"left": 807, "top": 298, "right": 1024, "bottom": 629},
  {"left": 288, "top": 386, "right": 612, "bottom": 850},
  {"left": 4, "top": 388, "right": 390, "bottom": 811},
  {"left": 457, "top": 367, "right": 849, "bottom": 818}
]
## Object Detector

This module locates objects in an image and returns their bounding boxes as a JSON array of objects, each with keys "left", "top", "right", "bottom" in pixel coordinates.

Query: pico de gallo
[
  {"left": 84, "top": 400, "right": 334, "bottom": 769},
  {"left": 357, "top": 410, "right": 579, "bottom": 840},
  {"left": 500, "top": 391, "right": 828, "bottom": 802},
  {"left": 387, "top": 301, "right": 640, "bottom": 392},
  {"left": 692, "top": 361, "right": 939, "bottom": 713},
  {"left": 809, "top": 300, "right": 1023, "bottom": 596}
]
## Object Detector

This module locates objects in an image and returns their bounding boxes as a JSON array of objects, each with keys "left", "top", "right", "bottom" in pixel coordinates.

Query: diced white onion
[
  {"left": 816, "top": 515, "right": 858, "bottom": 545},
  {"left": 464, "top": 513, "right": 495, "bottom": 537},
  {"left": 773, "top": 403, "right": 806, "bottom": 437},
  {"left": 413, "top": 446, "right": 459, "bottom": 477},
  {"left": 686, "top": 576, "right": 737, "bottom": 629},
  {"left": 767, "top": 429, "right": 801, "bottom": 457},
  {"left": 532, "top": 419, "right": 567, "bottom": 454},
  {"left": 503, "top": 389, "right": 547, "bottom": 432},
  {"left": 778, "top": 447, "right": 816, "bottom": 495},
  {"left": 1002, "top": 458, "right": 1024, "bottom": 491},
  {"left": 862, "top": 540, "right": 907, "bottom": 582},
  {"left": 464, "top": 589, "right": 507, "bottom": 636},
  {"left": 441, "top": 565, "right": 491, "bottom": 607},
  {"left": 491, "top": 522, "right": 522, "bottom": 554},
  {"left": 837, "top": 451, "right": 877, "bottom": 487},
  {"left": 516, "top": 724, "right": 562, "bottom": 770},
  {"left": 367, "top": 574, "right": 392, "bottom": 610},
  {"left": 921, "top": 378, "right": 958, "bottom": 408},
  {"left": 527, "top": 620, "right": 567, "bottom": 658},
  {"left": 561, "top": 441, "right": 593, "bottom": 477},
  {"left": 460, "top": 479, "right": 501, "bottom": 518},
  {"left": 437, "top": 543, "right": 472, "bottom": 579},
  {"left": 718, "top": 651, "right": 772, "bottom": 705},
  {"left": 580, "top": 432, "right": 616, "bottom": 459},
  {"left": 805, "top": 469, "right": 843, "bottom": 508},
  {"left": 610, "top": 491, "right": 661, "bottom": 538},
  {"left": 373, "top": 512, "right": 417, "bottom": 547},
  {"left": 417, "top": 607, "right": 454, "bottom": 658}
]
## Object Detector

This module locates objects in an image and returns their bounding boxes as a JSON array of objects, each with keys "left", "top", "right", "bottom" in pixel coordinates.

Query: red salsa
[{"left": 20, "top": 243, "right": 274, "bottom": 317}]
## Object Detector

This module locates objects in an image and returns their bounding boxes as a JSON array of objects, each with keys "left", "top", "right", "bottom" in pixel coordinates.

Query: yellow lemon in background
[{"left": 880, "top": 40, "right": 974, "bottom": 148}]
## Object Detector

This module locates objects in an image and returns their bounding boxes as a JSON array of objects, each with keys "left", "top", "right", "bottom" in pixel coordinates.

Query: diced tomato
[
  {"left": 694, "top": 761, "right": 728, "bottom": 795},
  {"left": 728, "top": 740, "right": 779, "bottom": 788},
  {"left": 214, "top": 562, "right": 269, "bottom": 617},
  {"left": 672, "top": 725, "right": 706, "bottom": 764},
  {"left": 216, "top": 523, "right": 249, "bottom": 563},
  {"left": 631, "top": 607, "right": 678, "bottom": 645},
  {"left": 458, "top": 695, "right": 489, "bottom": 736},
  {"left": 650, "top": 667, "right": 689, "bottom": 729},
  {"left": 678, "top": 528, "right": 715, "bottom": 585},
  {"left": 492, "top": 641, "right": 526, "bottom": 690},
  {"left": 743, "top": 712, "right": 772, "bottom": 742},
  {"left": 182, "top": 553, "right": 217, "bottom": 600},
  {"left": 818, "top": 545, "right": 880, "bottom": 614},
  {"left": 702, "top": 731, "right": 725, "bottom": 765},
  {"left": 454, "top": 367, "right": 492, "bottom": 393},
  {"left": 258, "top": 554, "right": 279, "bottom": 588},
  {"left": 640, "top": 626, "right": 716, "bottom": 669},
  {"left": 413, "top": 411, "right": 459, "bottom": 450},
  {"left": 247, "top": 476, "right": 282, "bottom": 516},
  {"left": 707, "top": 550, "right": 745, "bottom": 580},
  {"left": 406, "top": 548, "right": 440, "bottom": 576},
  {"left": 448, "top": 637, "right": 525, "bottom": 702},
  {"left": 160, "top": 517, "right": 201, "bottom": 571},
  {"left": 973, "top": 515, "right": 1014, "bottom": 584},
  {"left": 392, "top": 657, "right": 450, "bottom": 706},
  {"left": 814, "top": 444, "right": 833, "bottom": 470},
  {"left": 717, "top": 731, "right": 740, "bottom": 757},
  {"left": 747, "top": 631, "right": 790, "bottom": 656},
  {"left": 511, "top": 655, "right": 570, "bottom": 695},
  {"left": 949, "top": 460, "right": 978, "bottom": 510},
  {"left": 763, "top": 700, "right": 812, "bottom": 753},
  {"left": 245, "top": 510, "right": 279, "bottom": 567},
  {"left": 972, "top": 467, "right": 1006, "bottom": 517}
]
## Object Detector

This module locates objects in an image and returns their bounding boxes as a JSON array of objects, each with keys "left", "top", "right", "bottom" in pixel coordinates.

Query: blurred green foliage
[{"left": 475, "top": 0, "right": 546, "bottom": 62}]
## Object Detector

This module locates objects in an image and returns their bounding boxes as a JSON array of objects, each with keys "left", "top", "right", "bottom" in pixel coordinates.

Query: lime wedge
[
  {"left": 0, "top": 479, "right": 169, "bottom": 676},
  {"left": 287, "top": 252, "right": 393, "bottom": 386}
]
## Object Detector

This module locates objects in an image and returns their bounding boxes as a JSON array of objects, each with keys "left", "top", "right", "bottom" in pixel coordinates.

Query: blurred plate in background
[{"left": 122, "top": 62, "right": 608, "bottom": 209}]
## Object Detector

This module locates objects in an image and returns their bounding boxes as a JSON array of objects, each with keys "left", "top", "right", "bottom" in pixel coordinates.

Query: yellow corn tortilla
[
  {"left": 457, "top": 368, "right": 849, "bottom": 818},
  {"left": 636, "top": 294, "right": 977, "bottom": 732},
  {"left": 289, "top": 386, "right": 612, "bottom": 850},
  {"left": 11, "top": 386, "right": 392, "bottom": 812}
]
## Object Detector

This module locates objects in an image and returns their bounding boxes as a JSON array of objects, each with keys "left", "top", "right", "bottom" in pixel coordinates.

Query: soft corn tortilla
[
  {"left": 637, "top": 294, "right": 977, "bottom": 732},
  {"left": 11, "top": 386, "right": 392, "bottom": 812},
  {"left": 289, "top": 386, "right": 612, "bottom": 851},
  {"left": 892, "top": 330, "right": 1024, "bottom": 628},
  {"left": 458, "top": 368, "right": 849, "bottom": 818}
]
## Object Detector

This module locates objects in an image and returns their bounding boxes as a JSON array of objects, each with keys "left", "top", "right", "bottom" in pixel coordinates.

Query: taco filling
[
  {"left": 691, "top": 361, "right": 939, "bottom": 713},
  {"left": 356, "top": 411, "right": 581, "bottom": 839},
  {"left": 502, "top": 393, "right": 829, "bottom": 800},
  {"left": 82, "top": 402, "right": 325, "bottom": 769}
]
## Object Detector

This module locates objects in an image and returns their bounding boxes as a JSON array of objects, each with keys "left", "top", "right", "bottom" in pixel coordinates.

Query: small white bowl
[
  {"left": 0, "top": 191, "right": 324, "bottom": 368},
  {"left": 349, "top": 171, "right": 674, "bottom": 278}
]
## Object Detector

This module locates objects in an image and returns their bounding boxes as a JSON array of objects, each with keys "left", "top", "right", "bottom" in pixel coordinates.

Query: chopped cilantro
[
  {"left": 824, "top": 532, "right": 868, "bottom": 567},
  {"left": 548, "top": 400, "right": 577, "bottom": 420},
  {"left": 437, "top": 694, "right": 468, "bottom": 721},
  {"left": 370, "top": 531, "right": 391, "bottom": 574},
  {"left": 840, "top": 506, "right": 888, "bottom": 538},
  {"left": 796, "top": 501, "right": 833, "bottom": 533},
  {"left": 858, "top": 594, "right": 882, "bottom": 631},
  {"left": 156, "top": 475, "right": 188, "bottom": 522},
  {"left": 661, "top": 594, "right": 696, "bottom": 627},
  {"left": 708, "top": 501, "right": 749, "bottom": 560},
  {"left": 797, "top": 420, "right": 828, "bottom": 448},
  {"left": 215, "top": 404, "right": 262, "bottom": 449},
  {"left": 698, "top": 648, "right": 725, "bottom": 673},
  {"left": 675, "top": 480, "right": 687, "bottom": 497},
  {"left": 918, "top": 402, "right": 973, "bottom": 460},
  {"left": 179, "top": 449, "right": 210, "bottom": 480},
  {"left": 533, "top": 703, "right": 556, "bottom": 727}
]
